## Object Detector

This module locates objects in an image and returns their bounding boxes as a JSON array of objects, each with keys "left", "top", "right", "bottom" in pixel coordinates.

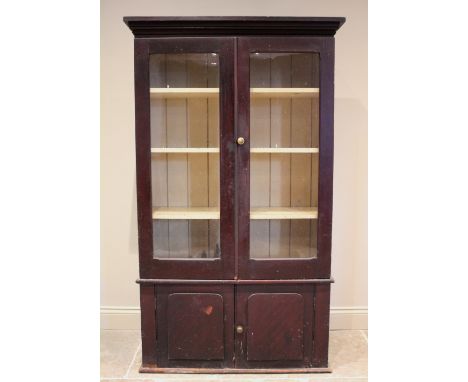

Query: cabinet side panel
[
  {"left": 140, "top": 285, "right": 157, "bottom": 366},
  {"left": 134, "top": 39, "right": 153, "bottom": 275},
  {"left": 312, "top": 284, "right": 331, "bottom": 367},
  {"left": 316, "top": 37, "right": 335, "bottom": 276}
]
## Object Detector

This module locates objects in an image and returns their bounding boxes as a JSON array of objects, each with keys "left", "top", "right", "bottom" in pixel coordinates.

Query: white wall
[{"left": 101, "top": 0, "right": 367, "bottom": 329}]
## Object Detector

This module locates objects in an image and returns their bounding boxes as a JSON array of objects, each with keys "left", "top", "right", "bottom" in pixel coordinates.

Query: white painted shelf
[
  {"left": 151, "top": 147, "right": 317, "bottom": 154},
  {"left": 251, "top": 207, "right": 318, "bottom": 220},
  {"left": 152, "top": 207, "right": 220, "bottom": 220},
  {"left": 152, "top": 207, "right": 318, "bottom": 220},
  {"left": 251, "top": 88, "right": 319, "bottom": 98},
  {"left": 150, "top": 87, "right": 319, "bottom": 99},
  {"left": 151, "top": 148, "right": 219, "bottom": 154},
  {"left": 150, "top": 88, "right": 218, "bottom": 98},
  {"left": 251, "top": 148, "right": 319, "bottom": 154}
]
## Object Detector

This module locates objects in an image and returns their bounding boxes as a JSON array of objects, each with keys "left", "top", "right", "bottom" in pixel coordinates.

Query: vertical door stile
[
  {"left": 234, "top": 37, "right": 239, "bottom": 281},
  {"left": 219, "top": 37, "right": 236, "bottom": 280},
  {"left": 234, "top": 36, "right": 248, "bottom": 367},
  {"left": 236, "top": 38, "right": 251, "bottom": 281},
  {"left": 233, "top": 36, "right": 239, "bottom": 367}
]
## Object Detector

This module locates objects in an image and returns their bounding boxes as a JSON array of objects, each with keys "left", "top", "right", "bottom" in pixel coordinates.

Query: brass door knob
[
  {"left": 236, "top": 325, "right": 244, "bottom": 334},
  {"left": 236, "top": 137, "right": 245, "bottom": 145}
]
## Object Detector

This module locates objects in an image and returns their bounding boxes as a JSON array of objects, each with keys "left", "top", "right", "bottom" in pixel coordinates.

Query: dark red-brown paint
[{"left": 125, "top": 16, "right": 345, "bottom": 373}]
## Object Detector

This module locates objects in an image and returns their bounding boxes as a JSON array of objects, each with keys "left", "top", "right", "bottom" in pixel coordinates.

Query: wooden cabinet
[{"left": 124, "top": 16, "right": 345, "bottom": 373}]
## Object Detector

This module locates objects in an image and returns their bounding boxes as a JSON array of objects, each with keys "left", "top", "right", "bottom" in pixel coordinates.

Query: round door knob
[
  {"left": 236, "top": 137, "right": 245, "bottom": 145},
  {"left": 236, "top": 325, "right": 244, "bottom": 334}
]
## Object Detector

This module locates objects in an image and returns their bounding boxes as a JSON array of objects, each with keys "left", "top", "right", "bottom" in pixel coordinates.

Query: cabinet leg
[
  {"left": 312, "top": 284, "right": 331, "bottom": 367},
  {"left": 140, "top": 284, "right": 157, "bottom": 367}
]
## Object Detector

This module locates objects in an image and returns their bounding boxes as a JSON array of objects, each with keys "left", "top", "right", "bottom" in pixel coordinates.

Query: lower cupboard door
[
  {"left": 155, "top": 285, "right": 235, "bottom": 368},
  {"left": 235, "top": 285, "right": 324, "bottom": 369}
]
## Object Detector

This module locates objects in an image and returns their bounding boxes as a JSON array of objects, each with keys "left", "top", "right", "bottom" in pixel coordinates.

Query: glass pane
[
  {"left": 249, "top": 53, "right": 319, "bottom": 259},
  {"left": 250, "top": 220, "right": 318, "bottom": 258},
  {"left": 150, "top": 54, "right": 220, "bottom": 259}
]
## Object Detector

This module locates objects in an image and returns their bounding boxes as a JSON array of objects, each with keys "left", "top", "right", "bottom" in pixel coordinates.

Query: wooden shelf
[
  {"left": 153, "top": 207, "right": 220, "bottom": 220},
  {"left": 150, "top": 87, "right": 319, "bottom": 99},
  {"left": 252, "top": 88, "right": 319, "bottom": 98},
  {"left": 151, "top": 147, "right": 316, "bottom": 154},
  {"left": 151, "top": 148, "right": 219, "bottom": 154},
  {"left": 152, "top": 207, "right": 317, "bottom": 220},
  {"left": 251, "top": 148, "right": 319, "bottom": 154},
  {"left": 251, "top": 207, "right": 318, "bottom": 220},
  {"left": 151, "top": 148, "right": 317, "bottom": 154},
  {"left": 150, "top": 88, "right": 218, "bottom": 98}
]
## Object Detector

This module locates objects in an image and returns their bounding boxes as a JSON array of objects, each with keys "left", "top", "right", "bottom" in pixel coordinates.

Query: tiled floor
[{"left": 101, "top": 330, "right": 368, "bottom": 381}]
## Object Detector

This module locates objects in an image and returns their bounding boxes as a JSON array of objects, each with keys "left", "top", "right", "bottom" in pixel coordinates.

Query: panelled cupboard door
[
  {"left": 154, "top": 284, "right": 329, "bottom": 370},
  {"left": 236, "top": 37, "right": 335, "bottom": 280},
  {"left": 134, "top": 37, "right": 236, "bottom": 279},
  {"left": 235, "top": 285, "right": 319, "bottom": 369},
  {"left": 155, "top": 285, "right": 235, "bottom": 368}
]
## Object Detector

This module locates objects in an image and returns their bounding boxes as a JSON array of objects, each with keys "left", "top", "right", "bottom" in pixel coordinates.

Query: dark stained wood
[
  {"left": 312, "top": 284, "right": 331, "bottom": 367},
  {"left": 236, "top": 37, "right": 335, "bottom": 280},
  {"left": 235, "top": 37, "right": 250, "bottom": 283},
  {"left": 155, "top": 284, "right": 235, "bottom": 368},
  {"left": 316, "top": 38, "right": 335, "bottom": 278},
  {"left": 137, "top": 278, "right": 334, "bottom": 285},
  {"left": 235, "top": 285, "right": 314, "bottom": 369},
  {"left": 246, "top": 293, "right": 304, "bottom": 361},
  {"left": 134, "top": 37, "right": 236, "bottom": 280},
  {"left": 123, "top": 16, "right": 346, "bottom": 37},
  {"left": 134, "top": 39, "right": 153, "bottom": 278},
  {"left": 139, "top": 285, "right": 157, "bottom": 367},
  {"left": 167, "top": 293, "right": 224, "bottom": 360},
  {"left": 139, "top": 366, "right": 331, "bottom": 373},
  {"left": 126, "top": 17, "right": 345, "bottom": 372}
]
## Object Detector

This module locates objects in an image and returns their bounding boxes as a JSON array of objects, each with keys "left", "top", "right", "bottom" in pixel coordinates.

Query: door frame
[
  {"left": 134, "top": 37, "right": 236, "bottom": 280},
  {"left": 236, "top": 36, "right": 335, "bottom": 280}
]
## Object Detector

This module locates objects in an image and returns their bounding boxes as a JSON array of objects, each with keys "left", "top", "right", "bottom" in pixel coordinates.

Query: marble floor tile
[
  {"left": 103, "top": 330, "right": 367, "bottom": 381},
  {"left": 100, "top": 330, "right": 141, "bottom": 379},
  {"left": 362, "top": 330, "right": 368, "bottom": 341},
  {"left": 327, "top": 330, "right": 368, "bottom": 378},
  {"left": 102, "top": 380, "right": 216, "bottom": 382}
]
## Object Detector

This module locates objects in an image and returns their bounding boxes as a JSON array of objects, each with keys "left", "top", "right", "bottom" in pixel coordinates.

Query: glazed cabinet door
[
  {"left": 134, "top": 37, "right": 236, "bottom": 279},
  {"left": 236, "top": 37, "right": 335, "bottom": 279}
]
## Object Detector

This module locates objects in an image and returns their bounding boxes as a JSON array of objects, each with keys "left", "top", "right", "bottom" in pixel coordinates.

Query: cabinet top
[{"left": 123, "top": 16, "right": 345, "bottom": 37}]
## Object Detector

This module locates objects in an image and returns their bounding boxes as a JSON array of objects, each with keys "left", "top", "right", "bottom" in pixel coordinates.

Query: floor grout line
[
  {"left": 360, "top": 329, "right": 368, "bottom": 343},
  {"left": 124, "top": 340, "right": 141, "bottom": 378}
]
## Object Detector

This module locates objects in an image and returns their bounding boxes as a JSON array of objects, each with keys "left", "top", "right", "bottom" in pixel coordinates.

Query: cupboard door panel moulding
[{"left": 124, "top": 16, "right": 345, "bottom": 373}]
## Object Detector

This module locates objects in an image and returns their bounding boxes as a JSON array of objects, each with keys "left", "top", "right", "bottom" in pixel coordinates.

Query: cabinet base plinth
[{"left": 139, "top": 364, "right": 331, "bottom": 374}]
